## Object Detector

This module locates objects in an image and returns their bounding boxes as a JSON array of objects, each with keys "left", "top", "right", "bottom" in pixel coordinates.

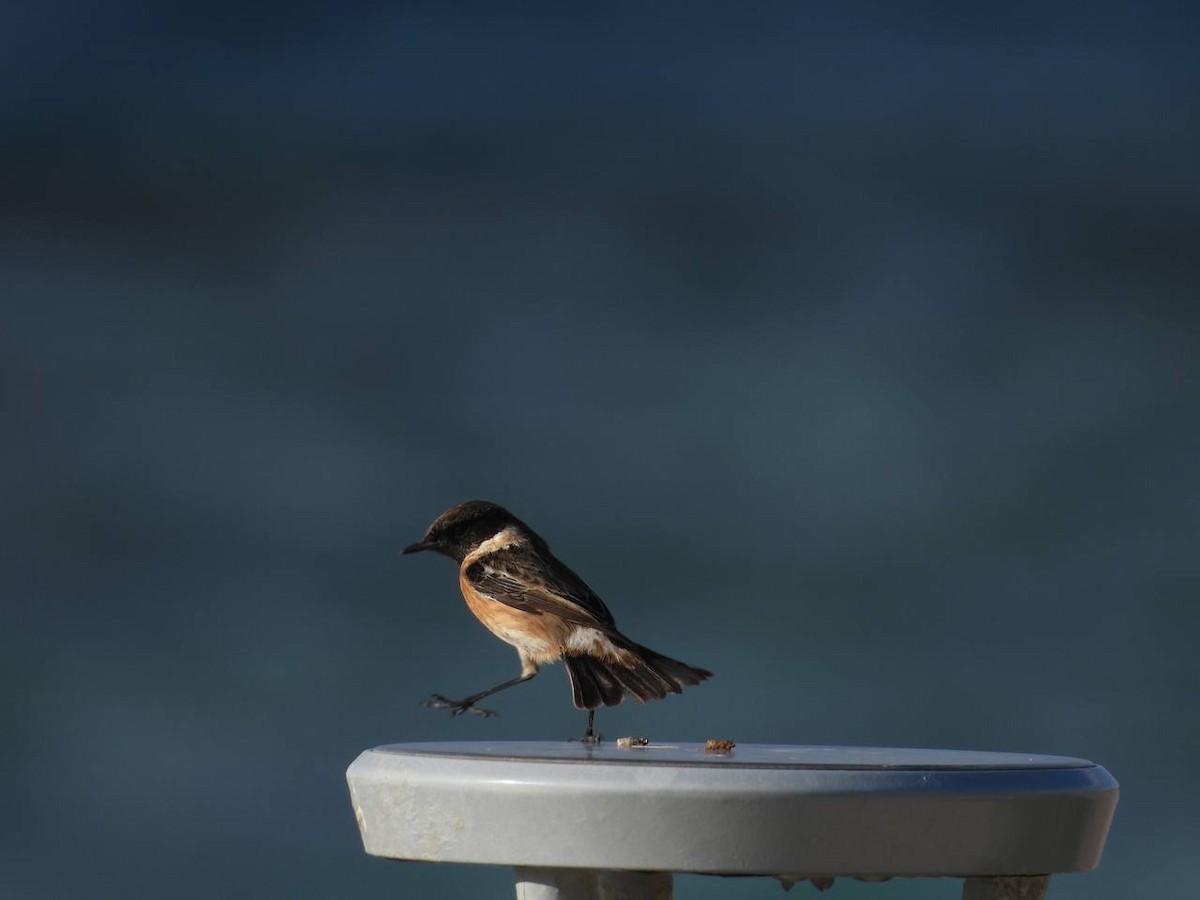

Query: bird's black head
[{"left": 402, "top": 500, "right": 528, "bottom": 563}]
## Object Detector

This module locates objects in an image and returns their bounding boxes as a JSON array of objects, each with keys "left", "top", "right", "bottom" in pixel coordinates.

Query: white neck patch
[{"left": 473, "top": 525, "right": 525, "bottom": 556}]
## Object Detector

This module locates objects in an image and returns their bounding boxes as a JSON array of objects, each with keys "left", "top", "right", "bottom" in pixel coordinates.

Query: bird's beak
[{"left": 402, "top": 540, "right": 433, "bottom": 555}]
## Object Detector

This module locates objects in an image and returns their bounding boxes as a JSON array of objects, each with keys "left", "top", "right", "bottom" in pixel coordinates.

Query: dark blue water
[{"left": 5, "top": 4, "right": 1197, "bottom": 898}]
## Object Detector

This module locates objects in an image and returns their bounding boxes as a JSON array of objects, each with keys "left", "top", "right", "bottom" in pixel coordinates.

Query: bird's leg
[
  {"left": 578, "top": 708, "right": 602, "bottom": 745},
  {"left": 422, "top": 666, "right": 538, "bottom": 718}
]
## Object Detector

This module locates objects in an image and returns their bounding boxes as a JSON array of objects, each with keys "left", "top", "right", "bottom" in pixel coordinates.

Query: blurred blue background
[{"left": 4, "top": 3, "right": 1197, "bottom": 899}]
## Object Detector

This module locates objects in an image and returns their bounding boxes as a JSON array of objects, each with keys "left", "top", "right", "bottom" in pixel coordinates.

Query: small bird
[{"left": 403, "top": 500, "right": 711, "bottom": 741}]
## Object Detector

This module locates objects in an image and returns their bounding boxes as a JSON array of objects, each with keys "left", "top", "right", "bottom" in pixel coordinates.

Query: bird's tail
[{"left": 563, "top": 641, "right": 712, "bottom": 710}]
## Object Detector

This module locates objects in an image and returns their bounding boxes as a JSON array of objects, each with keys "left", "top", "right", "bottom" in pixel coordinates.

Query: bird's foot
[
  {"left": 421, "top": 694, "right": 498, "bottom": 718},
  {"left": 573, "top": 708, "right": 601, "bottom": 744}
]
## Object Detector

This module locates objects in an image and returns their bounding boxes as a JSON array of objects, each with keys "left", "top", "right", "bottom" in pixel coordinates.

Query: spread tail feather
[
  {"left": 564, "top": 645, "right": 712, "bottom": 710},
  {"left": 636, "top": 644, "right": 712, "bottom": 689},
  {"left": 564, "top": 654, "right": 624, "bottom": 708}
]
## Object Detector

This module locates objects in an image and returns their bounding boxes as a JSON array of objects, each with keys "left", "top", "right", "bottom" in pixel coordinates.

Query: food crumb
[{"left": 616, "top": 736, "right": 651, "bottom": 748}]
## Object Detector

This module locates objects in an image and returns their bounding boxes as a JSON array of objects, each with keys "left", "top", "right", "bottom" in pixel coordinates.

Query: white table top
[{"left": 347, "top": 741, "right": 1118, "bottom": 877}]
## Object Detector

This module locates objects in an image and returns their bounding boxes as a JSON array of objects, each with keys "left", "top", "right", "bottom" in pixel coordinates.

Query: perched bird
[{"left": 403, "top": 500, "right": 711, "bottom": 741}]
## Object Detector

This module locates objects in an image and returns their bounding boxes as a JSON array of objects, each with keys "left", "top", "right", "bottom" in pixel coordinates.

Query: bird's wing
[{"left": 465, "top": 546, "right": 617, "bottom": 629}]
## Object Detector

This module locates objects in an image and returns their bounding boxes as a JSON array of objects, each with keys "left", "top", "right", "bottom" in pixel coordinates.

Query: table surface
[
  {"left": 348, "top": 741, "right": 1118, "bottom": 877},
  {"left": 373, "top": 739, "right": 1097, "bottom": 769}
]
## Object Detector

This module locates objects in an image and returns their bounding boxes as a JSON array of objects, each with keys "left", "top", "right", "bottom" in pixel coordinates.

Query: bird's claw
[{"left": 421, "top": 694, "right": 499, "bottom": 718}]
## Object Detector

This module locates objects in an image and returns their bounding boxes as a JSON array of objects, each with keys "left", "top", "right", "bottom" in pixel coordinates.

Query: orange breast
[{"left": 458, "top": 566, "right": 565, "bottom": 663}]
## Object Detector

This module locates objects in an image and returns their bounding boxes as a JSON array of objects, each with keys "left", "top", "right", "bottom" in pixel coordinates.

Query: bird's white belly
[{"left": 489, "top": 622, "right": 556, "bottom": 657}]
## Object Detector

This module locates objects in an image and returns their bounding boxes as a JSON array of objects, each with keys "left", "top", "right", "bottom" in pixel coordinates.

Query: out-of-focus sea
[{"left": 5, "top": 5, "right": 1197, "bottom": 898}]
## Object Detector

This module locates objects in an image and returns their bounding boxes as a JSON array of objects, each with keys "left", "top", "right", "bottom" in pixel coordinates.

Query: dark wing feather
[{"left": 465, "top": 546, "right": 616, "bottom": 628}]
